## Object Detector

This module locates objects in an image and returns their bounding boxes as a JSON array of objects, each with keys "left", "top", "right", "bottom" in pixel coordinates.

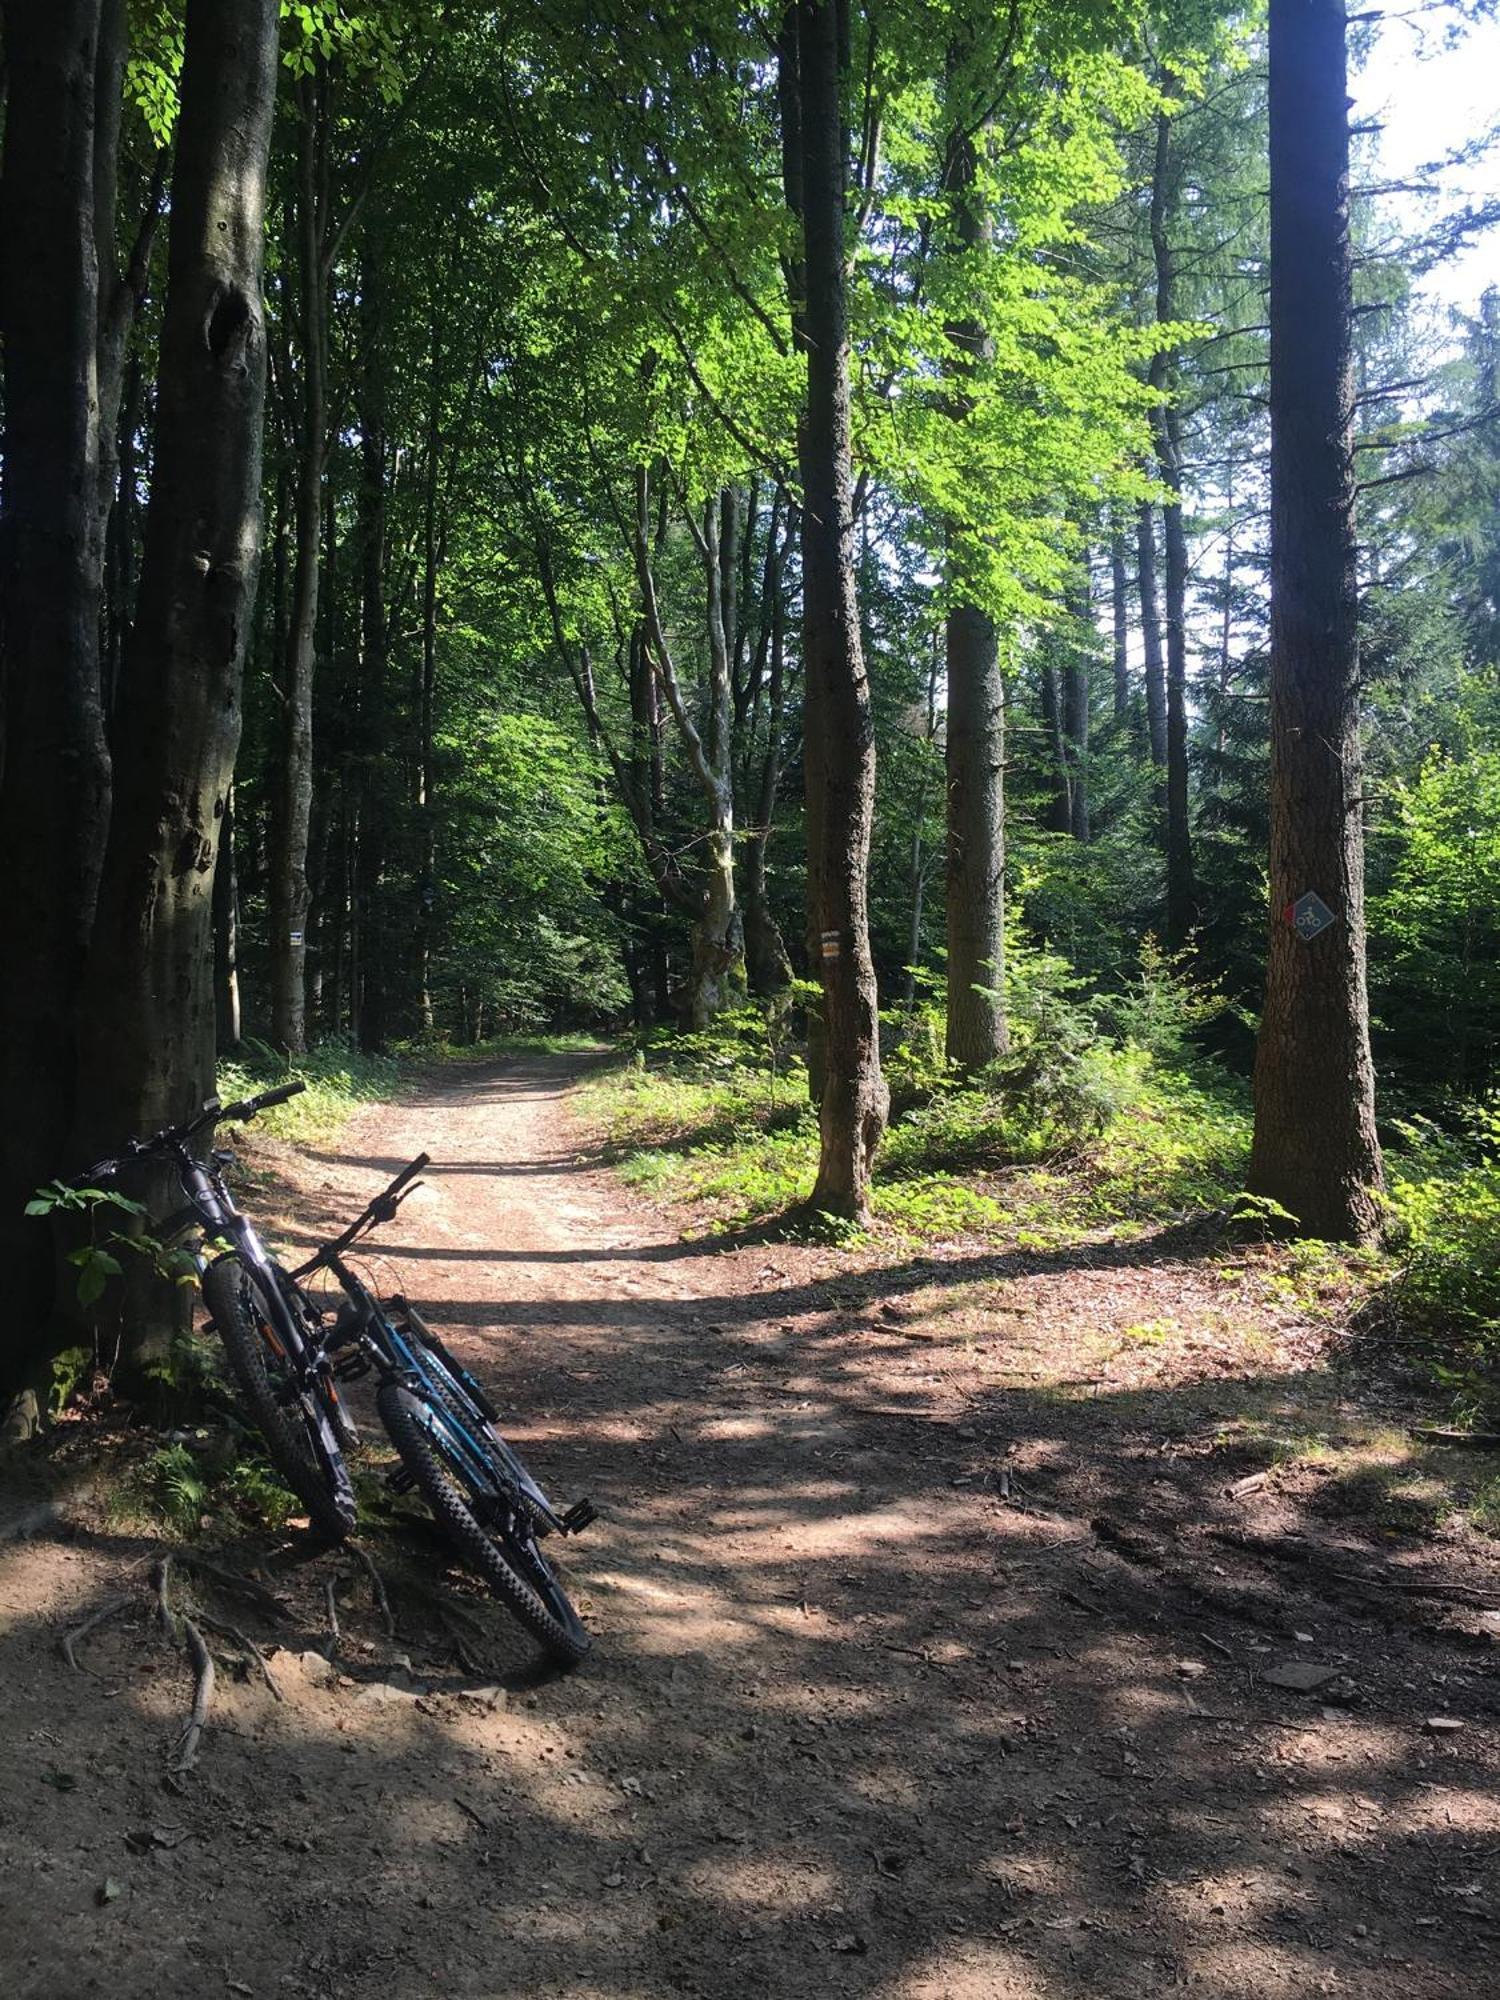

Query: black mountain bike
[
  {"left": 292, "top": 1166, "right": 594, "bottom": 1668},
  {"left": 72, "top": 1083, "right": 358, "bottom": 1542}
]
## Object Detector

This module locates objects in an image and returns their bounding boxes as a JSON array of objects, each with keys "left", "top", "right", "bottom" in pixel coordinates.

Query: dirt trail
[{"left": 4, "top": 1056, "right": 1500, "bottom": 1999}]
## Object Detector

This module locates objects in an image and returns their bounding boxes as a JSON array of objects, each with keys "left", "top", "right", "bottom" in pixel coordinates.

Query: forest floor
[{"left": 5, "top": 1052, "right": 1500, "bottom": 1999}]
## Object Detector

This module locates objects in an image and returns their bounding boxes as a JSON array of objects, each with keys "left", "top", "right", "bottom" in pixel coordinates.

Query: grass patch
[
  {"left": 218, "top": 1036, "right": 403, "bottom": 1143},
  {"left": 581, "top": 1022, "right": 1251, "bottom": 1247}
]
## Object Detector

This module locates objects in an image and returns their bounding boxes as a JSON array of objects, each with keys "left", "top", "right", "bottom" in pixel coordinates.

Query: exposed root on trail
[
  {"left": 168, "top": 1618, "right": 215, "bottom": 1777},
  {"left": 58, "top": 1593, "right": 132, "bottom": 1671}
]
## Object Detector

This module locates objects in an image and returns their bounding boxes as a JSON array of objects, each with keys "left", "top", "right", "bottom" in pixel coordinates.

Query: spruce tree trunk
[
  {"left": 941, "top": 107, "right": 1008, "bottom": 1073},
  {"left": 0, "top": 0, "right": 113, "bottom": 1389},
  {"left": 743, "top": 528, "right": 793, "bottom": 999},
  {"left": 785, "top": 0, "right": 888, "bottom": 1218},
  {"left": 1110, "top": 527, "right": 1131, "bottom": 724},
  {"left": 1136, "top": 502, "right": 1168, "bottom": 769},
  {"left": 1248, "top": 0, "right": 1383, "bottom": 1242},
  {"left": 1148, "top": 108, "right": 1198, "bottom": 945},
  {"left": 76, "top": 0, "right": 279, "bottom": 1369}
]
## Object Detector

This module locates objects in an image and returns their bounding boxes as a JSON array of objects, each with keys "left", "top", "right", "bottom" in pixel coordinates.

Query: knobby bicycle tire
[
  {"left": 203, "top": 1255, "right": 357, "bottom": 1542},
  {"left": 376, "top": 1380, "right": 589, "bottom": 1668}
]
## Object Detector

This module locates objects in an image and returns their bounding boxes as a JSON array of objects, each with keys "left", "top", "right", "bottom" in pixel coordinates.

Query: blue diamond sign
[{"left": 1290, "top": 891, "right": 1337, "bottom": 942}]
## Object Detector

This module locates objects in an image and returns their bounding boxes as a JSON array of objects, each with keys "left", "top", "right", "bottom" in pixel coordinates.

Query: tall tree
[
  {"left": 1248, "top": 0, "right": 1383, "bottom": 1241},
  {"left": 1147, "top": 102, "right": 1199, "bottom": 945},
  {"left": 783, "top": 0, "right": 888, "bottom": 1217},
  {"left": 942, "top": 90, "right": 1008, "bottom": 1073},
  {"left": 0, "top": 0, "right": 114, "bottom": 1392},
  {"left": 77, "top": 0, "right": 280, "bottom": 1361}
]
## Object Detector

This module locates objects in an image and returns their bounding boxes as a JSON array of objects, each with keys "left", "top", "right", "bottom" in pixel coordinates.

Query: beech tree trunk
[
  {"left": 77, "top": 0, "right": 279, "bottom": 1366},
  {"left": 632, "top": 469, "right": 745, "bottom": 1029},
  {"left": 1248, "top": 0, "right": 1383, "bottom": 1242},
  {"left": 0, "top": 0, "right": 113, "bottom": 1386},
  {"left": 784, "top": 0, "right": 889, "bottom": 1217},
  {"left": 942, "top": 108, "right": 1008, "bottom": 1073},
  {"left": 269, "top": 70, "right": 328, "bottom": 1054}
]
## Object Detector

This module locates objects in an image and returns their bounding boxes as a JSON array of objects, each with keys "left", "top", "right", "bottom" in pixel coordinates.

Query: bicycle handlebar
[
  {"left": 68, "top": 1081, "right": 309, "bottom": 1183},
  {"left": 289, "top": 1152, "right": 431, "bottom": 1280}
]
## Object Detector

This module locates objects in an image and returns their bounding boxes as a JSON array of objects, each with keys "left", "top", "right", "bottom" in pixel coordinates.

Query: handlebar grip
[
  {"left": 255, "top": 1080, "right": 306, "bottom": 1111},
  {"left": 388, "top": 1152, "right": 430, "bottom": 1196}
]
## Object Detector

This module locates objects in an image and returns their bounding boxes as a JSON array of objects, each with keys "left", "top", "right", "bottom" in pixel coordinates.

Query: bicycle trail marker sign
[{"left": 1287, "top": 891, "right": 1337, "bottom": 942}]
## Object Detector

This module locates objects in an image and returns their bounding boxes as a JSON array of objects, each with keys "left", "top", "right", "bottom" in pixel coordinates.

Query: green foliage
[
  {"left": 1388, "top": 1104, "right": 1500, "bottom": 1416},
  {"left": 217, "top": 1037, "right": 402, "bottom": 1141},
  {"left": 137, "top": 1437, "right": 300, "bottom": 1536}
]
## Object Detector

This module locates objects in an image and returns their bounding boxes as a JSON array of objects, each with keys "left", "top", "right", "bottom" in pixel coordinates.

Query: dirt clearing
[{"left": 3, "top": 1055, "right": 1499, "bottom": 1998}]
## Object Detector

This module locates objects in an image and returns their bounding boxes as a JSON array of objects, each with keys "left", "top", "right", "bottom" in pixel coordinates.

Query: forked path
[{"left": 5, "top": 1056, "right": 1499, "bottom": 1999}]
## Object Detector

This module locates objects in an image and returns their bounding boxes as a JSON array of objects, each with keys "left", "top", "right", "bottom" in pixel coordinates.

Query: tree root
[
  {"left": 169, "top": 1619, "right": 216, "bottom": 1775},
  {"left": 324, "top": 1574, "right": 341, "bottom": 1652},
  {"left": 349, "top": 1541, "right": 396, "bottom": 1638},
  {"left": 193, "top": 1611, "right": 284, "bottom": 1701},
  {"left": 174, "top": 1550, "right": 287, "bottom": 1619},
  {"left": 58, "top": 1594, "right": 133, "bottom": 1672}
]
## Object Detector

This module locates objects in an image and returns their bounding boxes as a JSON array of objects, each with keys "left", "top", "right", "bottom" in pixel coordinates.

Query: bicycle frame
[{"left": 313, "top": 1250, "right": 564, "bottom": 1533}]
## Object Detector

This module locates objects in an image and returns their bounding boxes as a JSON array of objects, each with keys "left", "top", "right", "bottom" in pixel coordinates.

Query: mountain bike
[
  {"left": 291, "top": 1162, "right": 595, "bottom": 1668},
  {"left": 70, "top": 1084, "right": 358, "bottom": 1542}
]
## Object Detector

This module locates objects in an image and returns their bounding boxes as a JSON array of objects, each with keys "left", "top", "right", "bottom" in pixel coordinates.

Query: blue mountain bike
[{"left": 291, "top": 1160, "right": 594, "bottom": 1668}]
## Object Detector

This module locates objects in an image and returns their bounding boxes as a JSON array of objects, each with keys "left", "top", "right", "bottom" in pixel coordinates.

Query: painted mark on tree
[
  {"left": 1287, "top": 891, "right": 1337, "bottom": 942},
  {"left": 820, "top": 929, "right": 841, "bottom": 961}
]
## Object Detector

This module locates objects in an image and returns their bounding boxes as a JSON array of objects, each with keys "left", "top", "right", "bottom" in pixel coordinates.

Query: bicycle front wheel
[
  {"left": 376, "top": 1381, "right": 589, "bottom": 1668},
  {"left": 204, "top": 1255, "right": 357, "bottom": 1542}
]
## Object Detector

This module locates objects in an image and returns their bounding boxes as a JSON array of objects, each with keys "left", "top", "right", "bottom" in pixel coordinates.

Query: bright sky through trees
[{"left": 1358, "top": 3, "right": 1500, "bottom": 312}]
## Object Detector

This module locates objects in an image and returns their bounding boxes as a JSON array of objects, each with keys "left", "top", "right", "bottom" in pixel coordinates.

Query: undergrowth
[
  {"left": 583, "top": 940, "right": 1252, "bottom": 1244},
  {"left": 218, "top": 1035, "right": 403, "bottom": 1142}
]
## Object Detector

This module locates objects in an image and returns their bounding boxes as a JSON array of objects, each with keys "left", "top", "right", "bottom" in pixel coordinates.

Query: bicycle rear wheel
[
  {"left": 204, "top": 1255, "right": 357, "bottom": 1542},
  {"left": 376, "top": 1381, "right": 589, "bottom": 1668}
]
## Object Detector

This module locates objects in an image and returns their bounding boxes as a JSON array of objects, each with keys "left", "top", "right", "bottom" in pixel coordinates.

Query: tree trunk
[
  {"left": 0, "top": 0, "right": 113, "bottom": 1390},
  {"left": 213, "top": 787, "right": 242, "bottom": 1050},
  {"left": 76, "top": 0, "right": 279, "bottom": 1371},
  {"left": 1248, "top": 0, "right": 1383, "bottom": 1243},
  {"left": 784, "top": 0, "right": 889, "bottom": 1218},
  {"left": 1148, "top": 107, "right": 1198, "bottom": 945},
  {"left": 1110, "top": 525, "right": 1130, "bottom": 724},
  {"left": 1136, "top": 502, "right": 1168, "bottom": 769},
  {"left": 1039, "top": 660, "right": 1073, "bottom": 835},
  {"left": 632, "top": 471, "right": 745, "bottom": 1029},
  {"left": 268, "top": 70, "right": 327, "bottom": 1054},
  {"left": 941, "top": 101, "right": 1008, "bottom": 1073},
  {"left": 355, "top": 236, "right": 392, "bottom": 1051}
]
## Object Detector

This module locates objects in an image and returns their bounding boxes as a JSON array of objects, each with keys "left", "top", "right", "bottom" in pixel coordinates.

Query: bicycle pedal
[
  {"left": 386, "top": 1467, "right": 417, "bottom": 1495},
  {"left": 560, "top": 1499, "right": 597, "bottom": 1535}
]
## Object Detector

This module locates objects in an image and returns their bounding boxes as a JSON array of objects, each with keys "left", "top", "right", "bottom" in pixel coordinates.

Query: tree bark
[
  {"left": 268, "top": 70, "right": 328, "bottom": 1054},
  {"left": 1248, "top": 0, "right": 1383, "bottom": 1242},
  {"left": 1110, "top": 526, "right": 1131, "bottom": 724},
  {"left": 1148, "top": 107, "right": 1198, "bottom": 945},
  {"left": 76, "top": 0, "right": 279, "bottom": 1364},
  {"left": 941, "top": 103, "right": 1008, "bottom": 1073},
  {"left": 1136, "top": 502, "right": 1168, "bottom": 769},
  {"left": 784, "top": 0, "right": 889, "bottom": 1218},
  {"left": 631, "top": 470, "right": 745, "bottom": 1029},
  {"left": 0, "top": 0, "right": 112, "bottom": 1388},
  {"left": 213, "top": 787, "right": 242, "bottom": 1050}
]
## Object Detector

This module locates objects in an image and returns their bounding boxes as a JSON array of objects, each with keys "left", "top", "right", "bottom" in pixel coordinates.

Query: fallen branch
[
  {"left": 324, "top": 1576, "right": 341, "bottom": 1652},
  {"left": 58, "top": 1594, "right": 133, "bottom": 1672},
  {"left": 193, "top": 1611, "right": 284, "bottom": 1701},
  {"left": 1330, "top": 1569, "right": 1500, "bottom": 1609},
  {"left": 170, "top": 1619, "right": 216, "bottom": 1775},
  {"left": 1414, "top": 1428, "right": 1500, "bottom": 1452}
]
